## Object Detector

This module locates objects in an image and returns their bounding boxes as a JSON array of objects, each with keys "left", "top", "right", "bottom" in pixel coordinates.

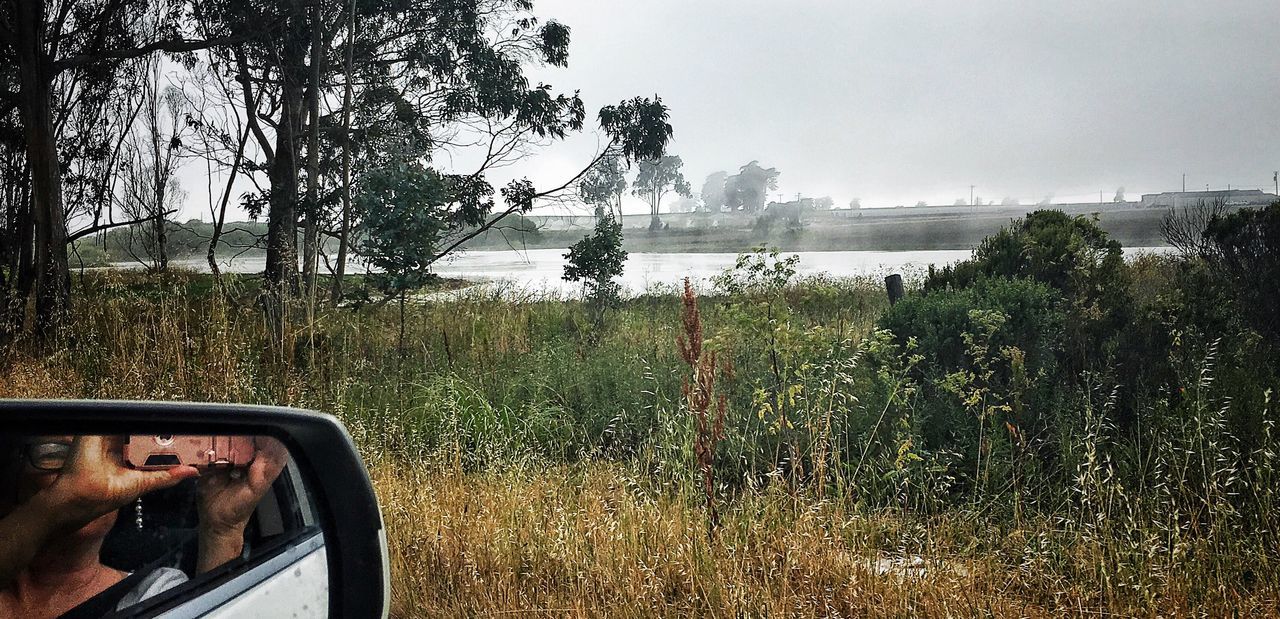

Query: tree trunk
[
  {"left": 648, "top": 190, "right": 662, "bottom": 230},
  {"left": 148, "top": 78, "right": 168, "bottom": 273},
  {"left": 1, "top": 154, "right": 32, "bottom": 338},
  {"left": 154, "top": 215, "right": 167, "bottom": 271},
  {"left": 330, "top": 0, "right": 356, "bottom": 305},
  {"left": 14, "top": 178, "right": 34, "bottom": 312},
  {"left": 264, "top": 54, "right": 305, "bottom": 299},
  {"left": 208, "top": 127, "right": 249, "bottom": 279},
  {"left": 15, "top": 0, "right": 70, "bottom": 337},
  {"left": 301, "top": 2, "right": 323, "bottom": 307}
]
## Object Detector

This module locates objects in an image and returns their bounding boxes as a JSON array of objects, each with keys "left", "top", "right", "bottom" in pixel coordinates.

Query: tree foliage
[
  {"left": 579, "top": 152, "right": 628, "bottom": 220},
  {"left": 0, "top": 0, "right": 677, "bottom": 337},
  {"left": 598, "top": 97, "right": 674, "bottom": 165},
  {"left": 0, "top": 0, "right": 251, "bottom": 335},
  {"left": 700, "top": 171, "right": 727, "bottom": 213},
  {"left": 723, "top": 161, "right": 779, "bottom": 213},
  {"left": 1203, "top": 202, "right": 1280, "bottom": 347},
  {"left": 633, "top": 155, "right": 692, "bottom": 229},
  {"left": 355, "top": 160, "right": 450, "bottom": 295},
  {"left": 563, "top": 212, "right": 627, "bottom": 312}
]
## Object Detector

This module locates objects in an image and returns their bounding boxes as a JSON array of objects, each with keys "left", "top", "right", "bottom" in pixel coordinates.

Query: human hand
[
  {"left": 196, "top": 437, "right": 288, "bottom": 537},
  {"left": 194, "top": 437, "right": 287, "bottom": 572},
  {"left": 40, "top": 435, "right": 199, "bottom": 531}
]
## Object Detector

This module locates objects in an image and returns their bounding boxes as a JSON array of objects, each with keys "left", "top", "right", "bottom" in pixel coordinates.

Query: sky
[{"left": 179, "top": 0, "right": 1280, "bottom": 220}]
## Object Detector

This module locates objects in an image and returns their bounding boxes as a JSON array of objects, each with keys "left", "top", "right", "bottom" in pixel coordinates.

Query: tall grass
[{"left": 2, "top": 265, "right": 1277, "bottom": 616}]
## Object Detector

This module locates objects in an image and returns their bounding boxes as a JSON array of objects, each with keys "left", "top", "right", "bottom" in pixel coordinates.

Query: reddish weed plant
[{"left": 677, "top": 278, "right": 727, "bottom": 538}]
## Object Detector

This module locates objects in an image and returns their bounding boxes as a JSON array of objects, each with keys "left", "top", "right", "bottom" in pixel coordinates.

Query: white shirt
[{"left": 116, "top": 567, "right": 189, "bottom": 610}]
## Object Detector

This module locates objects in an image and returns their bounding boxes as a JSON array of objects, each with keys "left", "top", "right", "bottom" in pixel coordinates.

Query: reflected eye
[{"left": 26, "top": 442, "right": 71, "bottom": 471}]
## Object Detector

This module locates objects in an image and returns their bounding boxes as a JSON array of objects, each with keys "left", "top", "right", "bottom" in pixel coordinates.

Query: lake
[{"left": 145, "top": 247, "right": 1173, "bottom": 296}]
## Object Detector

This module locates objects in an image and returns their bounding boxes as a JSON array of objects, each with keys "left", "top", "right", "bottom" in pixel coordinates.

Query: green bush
[
  {"left": 563, "top": 212, "right": 627, "bottom": 317},
  {"left": 879, "top": 276, "right": 1067, "bottom": 492},
  {"left": 925, "top": 210, "right": 1124, "bottom": 296},
  {"left": 1204, "top": 201, "right": 1280, "bottom": 348},
  {"left": 925, "top": 210, "right": 1129, "bottom": 372},
  {"left": 69, "top": 240, "right": 111, "bottom": 268}
]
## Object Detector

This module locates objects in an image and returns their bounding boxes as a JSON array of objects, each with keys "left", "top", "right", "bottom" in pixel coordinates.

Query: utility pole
[
  {"left": 969, "top": 185, "right": 975, "bottom": 206},
  {"left": 1099, "top": 190, "right": 1104, "bottom": 204},
  {"left": 1273, "top": 171, "right": 1277, "bottom": 197},
  {"left": 1182, "top": 173, "right": 1186, "bottom": 192}
]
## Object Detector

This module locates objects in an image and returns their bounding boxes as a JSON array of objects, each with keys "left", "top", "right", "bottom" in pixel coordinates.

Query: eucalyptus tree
[
  {"left": 116, "top": 72, "right": 194, "bottom": 272},
  {"left": 633, "top": 155, "right": 692, "bottom": 230},
  {"left": 178, "top": 58, "right": 255, "bottom": 279},
  {"left": 723, "top": 160, "right": 780, "bottom": 213},
  {"left": 196, "top": 0, "right": 604, "bottom": 315},
  {"left": 0, "top": 0, "right": 278, "bottom": 337},
  {"left": 579, "top": 151, "right": 628, "bottom": 221},
  {"left": 700, "top": 171, "right": 727, "bottom": 213},
  {"left": 0, "top": 104, "right": 28, "bottom": 338},
  {"left": 193, "top": 0, "right": 321, "bottom": 311},
  {"left": 263, "top": 0, "right": 676, "bottom": 307},
  {"left": 356, "top": 96, "right": 676, "bottom": 306}
]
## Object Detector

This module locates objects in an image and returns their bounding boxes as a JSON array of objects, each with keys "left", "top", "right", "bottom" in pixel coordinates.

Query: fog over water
[{"left": 147, "top": 247, "right": 1173, "bottom": 296}]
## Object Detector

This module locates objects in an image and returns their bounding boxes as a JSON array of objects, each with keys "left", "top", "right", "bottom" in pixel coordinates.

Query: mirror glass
[{"left": 0, "top": 433, "right": 328, "bottom": 618}]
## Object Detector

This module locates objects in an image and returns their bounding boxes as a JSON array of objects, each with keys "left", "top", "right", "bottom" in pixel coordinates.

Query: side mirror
[{"left": 0, "top": 400, "right": 388, "bottom": 619}]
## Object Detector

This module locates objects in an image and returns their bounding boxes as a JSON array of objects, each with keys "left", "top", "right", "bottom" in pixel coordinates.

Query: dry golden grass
[
  {"left": 2, "top": 346, "right": 1275, "bottom": 617},
  {"left": 372, "top": 462, "right": 1280, "bottom": 618},
  {"left": 374, "top": 462, "right": 1277, "bottom": 619},
  {"left": 376, "top": 463, "right": 978, "bottom": 618}
]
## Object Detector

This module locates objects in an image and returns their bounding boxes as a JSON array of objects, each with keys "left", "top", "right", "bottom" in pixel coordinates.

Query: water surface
[{"left": 143, "top": 247, "right": 1172, "bottom": 296}]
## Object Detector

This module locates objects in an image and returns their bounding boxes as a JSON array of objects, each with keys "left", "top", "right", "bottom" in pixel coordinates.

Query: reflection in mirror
[{"left": 0, "top": 434, "right": 327, "bottom": 618}]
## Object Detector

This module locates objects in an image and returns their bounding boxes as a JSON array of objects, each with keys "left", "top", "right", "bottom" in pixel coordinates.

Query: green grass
[{"left": 1, "top": 260, "right": 1276, "bottom": 616}]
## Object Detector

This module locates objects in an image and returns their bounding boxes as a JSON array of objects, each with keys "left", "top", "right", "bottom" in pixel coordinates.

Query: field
[
  {"left": 78, "top": 203, "right": 1188, "bottom": 270},
  {"left": 462, "top": 205, "right": 1185, "bottom": 253},
  {"left": 4, "top": 234, "right": 1279, "bottom": 616}
]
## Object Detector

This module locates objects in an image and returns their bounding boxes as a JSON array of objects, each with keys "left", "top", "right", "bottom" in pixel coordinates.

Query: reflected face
[{"left": 12, "top": 436, "right": 118, "bottom": 544}]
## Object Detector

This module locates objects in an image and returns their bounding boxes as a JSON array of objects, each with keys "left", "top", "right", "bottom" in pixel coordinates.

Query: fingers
[
  {"left": 260, "top": 437, "right": 288, "bottom": 471},
  {"left": 248, "top": 437, "right": 288, "bottom": 490},
  {"left": 100, "top": 435, "right": 126, "bottom": 463},
  {"left": 66, "top": 435, "right": 106, "bottom": 471}
]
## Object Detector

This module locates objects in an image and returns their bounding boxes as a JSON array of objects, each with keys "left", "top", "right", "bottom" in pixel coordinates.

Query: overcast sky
[{"left": 181, "top": 0, "right": 1280, "bottom": 220}]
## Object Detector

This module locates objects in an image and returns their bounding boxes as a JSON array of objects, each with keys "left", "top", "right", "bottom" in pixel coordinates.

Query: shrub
[
  {"left": 925, "top": 210, "right": 1124, "bottom": 296},
  {"left": 69, "top": 240, "right": 111, "bottom": 268},
  {"left": 563, "top": 212, "right": 627, "bottom": 316},
  {"left": 1203, "top": 201, "right": 1280, "bottom": 348},
  {"left": 879, "top": 276, "right": 1067, "bottom": 493},
  {"left": 925, "top": 209, "right": 1129, "bottom": 372}
]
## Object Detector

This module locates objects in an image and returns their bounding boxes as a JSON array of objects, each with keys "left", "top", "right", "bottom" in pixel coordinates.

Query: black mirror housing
[{"left": 0, "top": 400, "right": 388, "bottom": 619}]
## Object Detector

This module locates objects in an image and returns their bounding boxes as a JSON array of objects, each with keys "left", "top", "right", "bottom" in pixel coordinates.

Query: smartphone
[{"left": 124, "top": 435, "right": 256, "bottom": 470}]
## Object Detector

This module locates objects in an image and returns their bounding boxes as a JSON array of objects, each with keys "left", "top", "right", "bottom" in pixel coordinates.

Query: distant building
[{"left": 1139, "top": 189, "right": 1276, "bottom": 209}]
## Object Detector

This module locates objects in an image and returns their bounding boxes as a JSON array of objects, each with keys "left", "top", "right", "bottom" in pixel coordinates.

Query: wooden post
[{"left": 885, "top": 273, "right": 904, "bottom": 305}]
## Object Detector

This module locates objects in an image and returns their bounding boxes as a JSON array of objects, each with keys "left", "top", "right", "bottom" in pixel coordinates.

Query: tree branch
[
  {"left": 67, "top": 209, "right": 177, "bottom": 243},
  {"left": 53, "top": 15, "right": 291, "bottom": 74},
  {"left": 425, "top": 142, "right": 617, "bottom": 267},
  {"left": 236, "top": 48, "right": 275, "bottom": 163}
]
